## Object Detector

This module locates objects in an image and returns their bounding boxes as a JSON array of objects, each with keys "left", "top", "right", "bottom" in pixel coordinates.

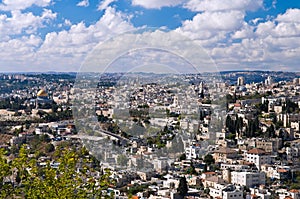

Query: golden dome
[{"left": 37, "top": 89, "right": 48, "bottom": 97}]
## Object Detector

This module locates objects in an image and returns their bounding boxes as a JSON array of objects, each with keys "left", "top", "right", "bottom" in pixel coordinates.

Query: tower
[
  {"left": 173, "top": 95, "right": 179, "bottom": 107},
  {"left": 237, "top": 76, "right": 245, "bottom": 86},
  {"left": 265, "top": 76, "right": 274, "bottom": 85},
  {"left": 199, "top": 81, "right": 204, "bottom": 98}
]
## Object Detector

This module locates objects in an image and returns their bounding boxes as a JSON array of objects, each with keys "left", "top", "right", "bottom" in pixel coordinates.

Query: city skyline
[{"left": 0, "top": 0, "right": 300, "bottom": 72}]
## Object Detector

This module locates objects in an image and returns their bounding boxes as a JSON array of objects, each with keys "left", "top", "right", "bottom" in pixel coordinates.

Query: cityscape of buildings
[{"left": 0, "top": 71, "right": 300, "bottom": 198}]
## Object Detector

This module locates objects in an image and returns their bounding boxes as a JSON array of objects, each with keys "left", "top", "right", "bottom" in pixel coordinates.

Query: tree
[
  {"left": 0, "top": 149, "right": 14, "bottom": 198},
  {"left": 204, "top": 154, "right": 215, "bottom": 166},
  {"left": 186, "top": 163, "right": 197, "bottom": 175},
  {"left": 117, "top": 154, "right": 128, "bottom": 166},
  {"left": 283, "top": 100, "right": 299, "bottom": 113},
  {"left": 266, "top": 125, "right": 276, "bottom": 138},
  {"left": 0, "top": 145, "right": 114, "bottom": 199},
  {"left": 179, "top": 153, "right": 186, "bottom": 161},
  {"left": 40, "top": 134, "right": 51, "bottom": 143},
  {"left": 235, "top": 117, "right": 243, "bottom": 136},
  {"left": 177, "top": 177, "right": 188, "bottom": 196},
  {"left": 45, "top": 143, "right": 55, "bottom": 153}
]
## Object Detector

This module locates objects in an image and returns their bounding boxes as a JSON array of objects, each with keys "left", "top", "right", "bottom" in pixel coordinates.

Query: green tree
[
  {"left": 0, "top": 145, "right": 114, "bottom": 199},
  {"left": 177, "top": 177, "right": 188, "bottom": 196},
  {"left": 186, "top": 163, "right": 197, "bottom": 175},
  {"left": 179, "top": 153, "right": 186, "bottom": 161},
  {"left": 283, "top": 100, "right": 299, "bottom": 113},
  {"left": 204, "top": 154, "right": 215, "bottom": 166},
  {"left": 117, "top": 154, "right": 128, "bottom": 166},
  {"left": 45, "top": 143, "right": 55, "bottom": 153},
  {"left": 0, "top": 149, "right": 15, "bottom": 198},
  {"left": 266, "top": 125, "right": 276, "bottom": 138}
]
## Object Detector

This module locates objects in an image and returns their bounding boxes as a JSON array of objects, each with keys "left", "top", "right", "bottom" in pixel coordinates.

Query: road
[{"left": 66, "top": 129, "right": 130, "bottom": 144}]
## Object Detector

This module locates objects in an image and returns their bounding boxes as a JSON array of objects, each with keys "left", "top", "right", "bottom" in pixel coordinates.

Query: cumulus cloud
[
  {"left": 174, "top": 4, "right": 300, "bottom": 71},
  {"left": 184, "top": 0, "right": 263, "bottom": 12},
  {"left": 255, "top": 9, "right": 300, "bottom": 38},
  {"left": 0, "top": 0, "right": 51, "bottom": 11},
  {"left": 76, "top": 0, "right": 89, "bottom": 7},
  {"left": 34, "top": 7, "right": 134, "bottom": 71},
  {"left": 176, "top": 0, "right": 263, "bottom": 47},
  {"left": 276, "top": 8, "right": 300, "bottom": 22},
  {"left": 0, "top": 35, "right": 42, "bottom": 71},
  {"left": 210, "top": 34, "right": 300, "bottom": 71},
  {"left": 176, "top": 10, "right": 245, "bottom": 44},
  {"left": 98, "top": 0, "right": 116, "bottom": 10},
  {"left": 130, "top": 0, "right": 263, "bottom": 11},
  {"left": 1, "top": 0, "right": 300, "bottom": 72},
  {"left": 0, "top": 9, "right": 56, "bottom": 41},
  {"left": 231, "top": 22, "right": 254, "bottom": 39},
  {"left": 132, "top": 0, "right": 186, "bottom": 9},
  {"left": 0, "top": 6, "right": 134, "bottom": 71},
  {"left": 64, "top": 19, "right": 72, "bottom": 26}
]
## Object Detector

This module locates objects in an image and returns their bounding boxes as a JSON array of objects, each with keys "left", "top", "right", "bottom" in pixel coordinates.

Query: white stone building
[
  {"left": 246, "top": 148, "right": 271, "bottom": 170},
  {"left": 231, "top": 171, "right": 265, "bottom": 187}
]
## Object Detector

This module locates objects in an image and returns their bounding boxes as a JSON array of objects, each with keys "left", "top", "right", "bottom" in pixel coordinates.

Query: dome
[{"left": 37, "top": 89, "right": 48, "bottom": 97}]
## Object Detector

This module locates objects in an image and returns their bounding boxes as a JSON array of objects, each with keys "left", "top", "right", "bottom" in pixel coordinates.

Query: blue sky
[{"left": 0, "top": 0, "right": 299, "bottom": 72}]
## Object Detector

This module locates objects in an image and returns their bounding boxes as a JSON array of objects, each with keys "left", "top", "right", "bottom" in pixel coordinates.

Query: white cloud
[
  {"left": 276, "top": 8, "right": 300, "bottom": 23},
  {"left": 64, "top": 19, "right": 72, "bottom": 26},
  {"left": 98, "top": 0, "right": 116, "bottom": 11},
  {"left": 0, "top": 6, "right": 134, "bottom": 71},
  {"left": 184, "top": 0, "right": 263, "bottom": 12},
  {"left": 255, "top": 9, "right": 300, "bottom": 38},
  {"left": 274, "top": 22, "right": 300, "bottom": 37},
  {"left": 231, "top": 22, "right": 254, "bottom": 39},
  {"left": 174, "top": 6, "right": 300, "bottom": 71},
  {"left": 176, "top": 10, "right": 245, "bottom": 43},
  {"left": 76, "top": 0, "right": 89, "bottom": 7},
  {"left": 0, "top": 35, "right": 42, "bottom": 71},
  {"left": 0, "top": 0, "right": 300, "bottom": 72},
  {"left": 0, "top": 0, "right": 51, "bottom": 11},
  {"left": 33, "top": 7, "right": 134, "bottom": 71},
  {"left": 255, "top": 21, "right": 275, "bottom": 37},
  {"left": 250, "top": 18, "right": 263, "bottom": 25},
  {"left": 0, "top": 9, "right": 56, "bottom": 40},
  {"left": 132, "top": 0, "right": 186, "bottom": 9}
]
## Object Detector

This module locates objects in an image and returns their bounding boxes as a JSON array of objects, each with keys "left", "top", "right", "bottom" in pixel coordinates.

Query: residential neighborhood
[{"left": 0, "top": 71, "right": 300, "bottom": 198}]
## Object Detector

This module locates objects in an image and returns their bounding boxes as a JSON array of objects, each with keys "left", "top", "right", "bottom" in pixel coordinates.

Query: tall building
[
  {"left": 237, "top": 77, "right": 245, "bottom": 86},
  {"left": 293, "top": 78, "right": 300, "bottom": 85},
  {"left": 265, "top": 76, "right": 274, "bottom": 85}
]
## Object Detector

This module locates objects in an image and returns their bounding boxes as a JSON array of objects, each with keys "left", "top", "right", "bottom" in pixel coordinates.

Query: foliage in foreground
[{"left": 0, "top": 145, "right": 114, "bottom": 199}]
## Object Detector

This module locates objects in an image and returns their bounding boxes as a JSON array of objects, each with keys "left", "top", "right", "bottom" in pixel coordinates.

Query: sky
[{"left": 0, "top": 0, "right": 300, "bottom": 72}]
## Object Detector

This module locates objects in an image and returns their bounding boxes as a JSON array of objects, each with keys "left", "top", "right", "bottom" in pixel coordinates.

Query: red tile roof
[
  {"left": 278, "top": 169, "right": 288, "bottom": 173},
  {"left": 203, "top": 172, "right": 216, "bottom": 175},
  {"left": 214, "top": 148, "right": 236, "bottom": 154},
  {"left": 247, "top": 148, "right": 266, "bottom": 155},
  {"left": 290, "top": 189, "right": 300, "bottom": 193},
  {"left": 234, "top": 103, "right": 241, "bottom": 107}
]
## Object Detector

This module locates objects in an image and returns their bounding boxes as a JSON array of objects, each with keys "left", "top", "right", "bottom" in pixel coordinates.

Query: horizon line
[{"left": 0, "top": 69, "right": 299, "bottom": 74}]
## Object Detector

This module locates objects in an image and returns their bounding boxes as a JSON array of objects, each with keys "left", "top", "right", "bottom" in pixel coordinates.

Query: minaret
[
  {"left": 36, "top": 97, "right": 38, "bottom": 109},
  {"left": 199, "top": 81, "right": 204, "bottom": 93},
  {"left": 173, "top": 95, "right": 179, "bottom": 107},
  {"left": 237, "top": 77, "right": 245, "bottom": 86},
  {"left": 199, "top": 81, "right": 204, "bottom": 98}
]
